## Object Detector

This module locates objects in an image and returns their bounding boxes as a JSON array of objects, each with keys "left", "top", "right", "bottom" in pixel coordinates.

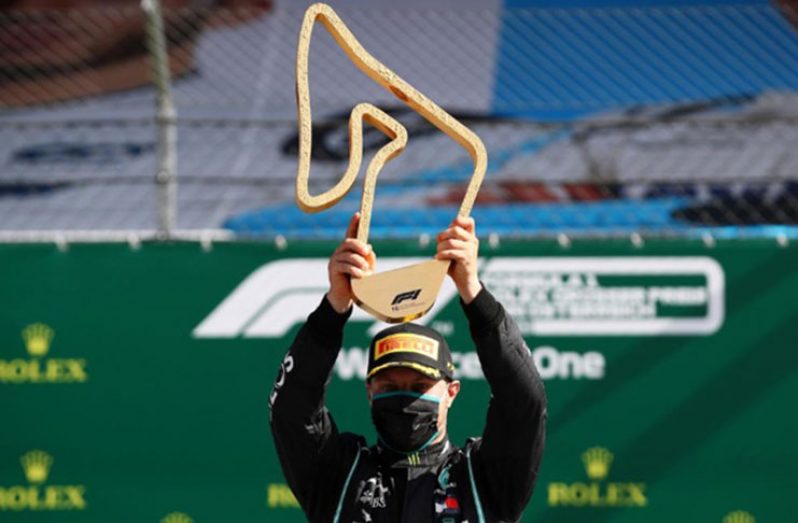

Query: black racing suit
[{"left": 269, "top": 288, "right": 547, "bottom": 523}]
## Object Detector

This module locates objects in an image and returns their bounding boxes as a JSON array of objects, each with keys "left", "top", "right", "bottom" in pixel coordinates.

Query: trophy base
[{"left": 352, "top": 259, "right": 450, "bottom": 323}]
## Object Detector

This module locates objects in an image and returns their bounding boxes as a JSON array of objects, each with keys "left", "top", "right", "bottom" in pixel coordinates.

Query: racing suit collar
[{"left": 376, "top": 437, "right": 453, "bottom": 468}]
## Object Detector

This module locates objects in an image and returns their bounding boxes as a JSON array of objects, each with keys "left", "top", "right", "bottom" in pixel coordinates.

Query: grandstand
[{"left": 1, "top": 0, "right": 797, "bottom": 240}]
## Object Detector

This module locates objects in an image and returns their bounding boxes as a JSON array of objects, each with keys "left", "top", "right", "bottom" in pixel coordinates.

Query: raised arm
[
  {"left": 268, "top": 214, "right": 374, "bottom": 521},
  {"left": 437, "top": 217, "right": 547, "bottom": 521}
]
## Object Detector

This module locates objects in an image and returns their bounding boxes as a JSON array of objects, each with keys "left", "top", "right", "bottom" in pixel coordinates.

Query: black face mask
[{"left": 371, "top": 391, "right": 442, "bottom": 454}]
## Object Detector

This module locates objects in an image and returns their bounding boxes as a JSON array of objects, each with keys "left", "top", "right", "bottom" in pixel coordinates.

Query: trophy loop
[{"left": 295, "top": 3, "right": 487, "bottom": 322}]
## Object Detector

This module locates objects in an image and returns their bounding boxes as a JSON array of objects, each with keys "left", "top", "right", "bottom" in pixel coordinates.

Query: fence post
[{"left": 142, "top": 0, "right": 177, "bottom": 237}]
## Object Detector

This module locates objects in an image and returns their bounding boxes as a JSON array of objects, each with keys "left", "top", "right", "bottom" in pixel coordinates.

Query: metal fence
[{"left": 1, "top": 2, "right": 797, "bottom": 241}]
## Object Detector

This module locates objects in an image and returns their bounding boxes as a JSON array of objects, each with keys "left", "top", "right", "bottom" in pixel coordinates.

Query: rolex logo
[
  {"left": 22, "top": 323, "right": 54, "bottom": 357},
  {"left": 0, "top": 450, "right": 87, "bottom": 511},
  {"left": 724, "top": 510, "right": 755, "bottom": 523},
  {"left": 1, "top": 322, "right": 88, "bottom": 384},
  {"left": 548, "top": 446, "right": 646, "bottom": 508},
  {"left": 21, "top": 450, "right": 53, "bottom": 483},
  {"left": 161, "top": 512, "right": 194, "bottom": 523},
  {"left": 582, "top": 447, "right": 613, "bottom": 481}
]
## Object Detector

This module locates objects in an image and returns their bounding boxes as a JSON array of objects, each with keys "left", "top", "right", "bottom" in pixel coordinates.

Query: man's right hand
[{"left": 326, "top": 213, "right": 375, "bottom": 314}]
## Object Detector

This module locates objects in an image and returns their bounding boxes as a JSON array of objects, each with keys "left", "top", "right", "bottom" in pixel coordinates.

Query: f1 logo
[{"left": 391, "top": 289, "right": 421, "bottom": 305}]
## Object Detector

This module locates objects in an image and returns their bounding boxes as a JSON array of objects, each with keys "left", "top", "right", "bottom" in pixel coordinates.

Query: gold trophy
[{"left": 295, "top": 3, "right": 486, "bottom": 323}]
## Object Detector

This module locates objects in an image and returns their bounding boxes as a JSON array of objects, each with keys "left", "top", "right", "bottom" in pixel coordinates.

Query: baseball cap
[{"left": 367, "top": 323, "right": 455, "bottom": 381}]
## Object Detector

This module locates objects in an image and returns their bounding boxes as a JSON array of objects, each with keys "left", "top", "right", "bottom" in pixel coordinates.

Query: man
[{"left": 269, "top": 214, "right": 546, "bottom": 522}]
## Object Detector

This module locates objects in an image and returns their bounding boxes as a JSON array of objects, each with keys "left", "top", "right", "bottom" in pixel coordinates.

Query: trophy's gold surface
[{"left": 295, "top": 3, "right": 486, "bottom": 322}]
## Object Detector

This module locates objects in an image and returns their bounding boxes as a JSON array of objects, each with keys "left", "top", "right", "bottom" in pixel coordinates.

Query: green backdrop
[{"left": 1, "top": 240, "right": 796, "bottom": 522}]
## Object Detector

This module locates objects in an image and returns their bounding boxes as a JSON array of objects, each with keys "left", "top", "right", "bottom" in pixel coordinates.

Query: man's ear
[
  {"left": 365, "top": 380, "right": 373, "bottom": 403},
  {"left": 446, "top": 380, "right": 461, "bottom": 407}
]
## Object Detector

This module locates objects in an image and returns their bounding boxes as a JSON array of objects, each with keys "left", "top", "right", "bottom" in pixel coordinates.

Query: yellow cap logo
[
  {"left": 21, "top": 323, "right": 54, "bottom": 357},
  {"left": 374, "top": 333, "right": 439, "bottom": 361},
  {"left": 21, "top": 450, "right": 53, "bottom": 484},
  {"left": 161, "top": 512, "right": 193, "bottom": 523},
  {"left": 581, "top": 447, "right": 613, "bottom": 481},
  {"left": 724, "top": 511, "right": 755, "bottom": 523}
]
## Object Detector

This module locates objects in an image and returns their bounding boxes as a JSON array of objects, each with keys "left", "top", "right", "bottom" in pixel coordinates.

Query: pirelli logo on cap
[{"left": 374, "top": 334, "right": 439, "bottom": 361}]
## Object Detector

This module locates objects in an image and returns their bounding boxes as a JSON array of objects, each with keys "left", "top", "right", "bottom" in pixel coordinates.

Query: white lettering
[
  {"left": 269, "top": 354, "right": 295, "bottom": 418},
  {"left": 533, "top": 346, "right": 560, "bottom": 380},
  {"left": 582, "top": 352, "right": 605, "bottom": 379},
  {"left": 332, "top": 346, "right": 605, "bottom": 382},
  {"left": 532, "top": 346, "right": 605, "bottom": 380},
  {"left": 481, "top": 257, "right": 724, "bottom": 336},
  {"left": 334, "top": 347, "right": 369, "bottom": 381}
]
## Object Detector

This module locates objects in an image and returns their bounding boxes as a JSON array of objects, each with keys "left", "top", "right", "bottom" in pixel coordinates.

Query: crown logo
[
  {"left": 581, "top": 447, "right": 614, "bottom": 480},
  {"left": 161, "top": 512, "right": 193, "bottom": 523},
  {"left": 723, "top": 510, "right": 755, "bottom": 523},
  {"left": 21, "top": 450, "right": 53, "bottom": 484},
  {"left": 21, "top": 323, "right": 55, "bottom": 357}
]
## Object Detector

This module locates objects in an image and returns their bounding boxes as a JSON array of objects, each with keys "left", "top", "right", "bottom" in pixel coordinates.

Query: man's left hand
[{"left": 436, "top": 216, "right": 482, "bottom": 304}]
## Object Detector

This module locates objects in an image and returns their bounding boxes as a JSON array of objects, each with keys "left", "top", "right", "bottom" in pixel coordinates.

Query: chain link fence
[{"left": 1, "top": 2, "right": 797, "bottom": 240}]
